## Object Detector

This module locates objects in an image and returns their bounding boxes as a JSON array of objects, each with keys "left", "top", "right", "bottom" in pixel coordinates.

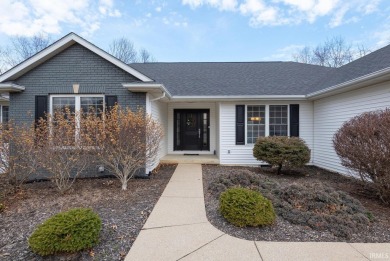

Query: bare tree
[
  {"left": 108, "top": 38, "right": 138, "bottom": 63},
  {"left": 293, "top": 36, "right": 371, "bottom": 68},
  {"left": 139, "top": 48, "right": 156, "bottom": 63},
  {"left": 292, "top": 46, "right": 315, "bottom": 65},
  {"left": 0, "top": 33, "right": 51, "bottom": 73},
  {"left": 83, "top": 105, "right": 163, "bottom": 190},
  {"left": 108, "top": 37, "right": 157, "bottom": 63}
]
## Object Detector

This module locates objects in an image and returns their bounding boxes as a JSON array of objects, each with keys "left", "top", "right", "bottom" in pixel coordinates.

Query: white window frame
[
  {"left": 49, "top": 94, "right": 105, "bottom": 143},
  {"left": 268, "top": 104, "right": 290, "bottom": 137},
  {"left": 245, "top": 104, "right": 290, "bottom": 145},
  {"left": 49, "top": 94, "right": 105, "bottom": 116}
]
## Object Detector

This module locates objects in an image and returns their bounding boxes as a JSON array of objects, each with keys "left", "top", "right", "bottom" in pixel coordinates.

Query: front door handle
[{"left": 198, "top": 128, "right": 201, "bottom": 139}]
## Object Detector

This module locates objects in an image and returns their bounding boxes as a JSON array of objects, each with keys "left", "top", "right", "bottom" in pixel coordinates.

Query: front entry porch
[{"left": 160, "top": 154, "right": 219, "bottom": 164}]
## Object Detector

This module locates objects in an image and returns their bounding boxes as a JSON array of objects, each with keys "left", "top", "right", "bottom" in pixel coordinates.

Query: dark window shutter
[
  {"left": 290, "top": 104, "right": 299, "bottom": 137},
  {"left": 105, "top": 95, "right": 118, "bottom": 112},
  {"left": 236, "top": 105, "right": 245, "bottom": 145},
  {"left": 35, "top": 96, "right": 48, "bottom": 123}
]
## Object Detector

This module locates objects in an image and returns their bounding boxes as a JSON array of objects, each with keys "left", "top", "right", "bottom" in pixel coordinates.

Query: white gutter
[
  {"left": 0, "top": 83, "right": 25, "bottom": 92},
  {"left": 151, "top": 92, "right": 166, "bottom": 101},
  {"left": 307, "top": 66, "right": 390, "bottom": 99},
  {"left": 122, "top": 83, "right": 172, "bottom": 98},
  {"left": 170, "top": 95, "right": 306, "bottom": 101}
]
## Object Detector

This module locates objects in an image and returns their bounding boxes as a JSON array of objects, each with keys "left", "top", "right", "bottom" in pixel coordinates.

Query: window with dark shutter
[
  {"left": 35, "top": 95, "right": 48, "bottom": 123},
  {"left": 289, "top": 104, "right": 299, "bottom": 137},
  {"left": 105, "top": 95, "right": 118, "bottom": 113},
  {"left": 236, "top": 105, "right": 245, "bottom": 145}
]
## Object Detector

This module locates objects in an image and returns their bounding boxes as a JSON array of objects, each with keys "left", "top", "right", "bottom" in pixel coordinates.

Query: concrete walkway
[{"left": 126, "top": 164, "right": 390, "bottom": 261}]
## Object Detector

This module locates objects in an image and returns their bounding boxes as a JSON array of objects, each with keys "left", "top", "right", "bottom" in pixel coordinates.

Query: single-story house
[{"left": 0, "top": 32, "right": 389, "bottom": 177}]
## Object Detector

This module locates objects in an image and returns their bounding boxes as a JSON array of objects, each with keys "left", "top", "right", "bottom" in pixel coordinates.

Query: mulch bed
[
  {"left": 203, "top": 164, "right": 390, "bottom": 242},
  {"left": 0, "top": 164, "right": 176, "bottom": 261}
]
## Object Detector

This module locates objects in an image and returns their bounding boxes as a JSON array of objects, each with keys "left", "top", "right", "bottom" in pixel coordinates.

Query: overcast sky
[{"left": 0, "top": 0, "right": 389, "bottom": 62}]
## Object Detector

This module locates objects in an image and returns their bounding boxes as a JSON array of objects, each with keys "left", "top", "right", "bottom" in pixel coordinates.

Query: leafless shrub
[
  {"left": 0, "top": 121, "right": 39, "bottom": 192},
  {"left": 333, "top": 109, "right": 390, "bottom": 204},
  {"left": 35, "top": 108, "right": 92, "bottom": 193},
  {"left": 83, "top": 105, "right": 163, "bottom": 190}
]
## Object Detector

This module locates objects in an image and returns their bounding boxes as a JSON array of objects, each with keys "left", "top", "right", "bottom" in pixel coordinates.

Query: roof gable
[{"left": 0, "top": 33, "right": 152, "bottom": 83}]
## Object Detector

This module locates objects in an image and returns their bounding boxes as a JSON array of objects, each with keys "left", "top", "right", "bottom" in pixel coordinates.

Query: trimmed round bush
[
  {"left": 253, "top": 136, "right": 311, "bottom": 174},
  {"left": 219, "top": 187, "right": 276, "bottom": 227},
  {"left": 28, "top": 208, "right": 102, "bottom": 256}
]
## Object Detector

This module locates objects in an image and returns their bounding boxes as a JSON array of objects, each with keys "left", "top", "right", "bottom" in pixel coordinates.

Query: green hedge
[
  {"left": 219, "top": 187, "right": 275, "bottom": 227},
  {"left": 29, "top": 208, "right": 102, "bottom": 256}
]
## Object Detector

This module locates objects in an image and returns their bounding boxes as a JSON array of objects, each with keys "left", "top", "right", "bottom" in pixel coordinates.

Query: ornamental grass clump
[
  {"left": 219, "top": 187, "right": 276, "bottom": 227},
  {"left": 28, "top": 208, "right": 101, "bottom": 256},
  {"left": 253, "top": 136, "right": 310, "bottom": 174}
]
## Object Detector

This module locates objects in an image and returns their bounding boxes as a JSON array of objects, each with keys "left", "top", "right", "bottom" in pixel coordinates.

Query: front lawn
[
  {"left": 203, "top": 165, "right": 390, "bottom": 242},
  {"left": 0, "top": 164, "right": 176, "bottom": 261}
]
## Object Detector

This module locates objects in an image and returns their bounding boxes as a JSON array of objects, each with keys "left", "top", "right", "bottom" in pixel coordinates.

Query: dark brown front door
[{"left": 174, "top": 109, "right": 210, "bottom": 151}]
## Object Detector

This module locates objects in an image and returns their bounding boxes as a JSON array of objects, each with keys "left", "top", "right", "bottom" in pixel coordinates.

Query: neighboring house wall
[
  {"left": 10, "top": 43, "right": 145, "bottom": 124},
  {"left": 167, "top": 102, "right": 217, "bottom": 154},
  {"left": 313, "top": 81, "right": 390, "bottom": 175},
  {"left": 219, "top": 101, "right": 314, "bottom": 165}
]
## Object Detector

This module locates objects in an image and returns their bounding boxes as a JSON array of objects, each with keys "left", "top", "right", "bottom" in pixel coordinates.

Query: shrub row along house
[{"left": 0, "top": 32, "right": 389, "bottom": 178}]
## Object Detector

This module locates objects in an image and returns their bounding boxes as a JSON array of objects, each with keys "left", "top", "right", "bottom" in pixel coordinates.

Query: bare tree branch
[
  {"left": 108, "top": 38, "right": 138, "bottom": 63},
  {"left": 139, "top": 48, "right": 157, "bottom": 63},
  {"left": 0, "top": 33, "right": 51, "bottom": 73},
  {"left": 293, "top": 36, "right": 372, "bottom": 68},
  {"left": 108, "top": 37, "right": 157, "bottom": 63}
]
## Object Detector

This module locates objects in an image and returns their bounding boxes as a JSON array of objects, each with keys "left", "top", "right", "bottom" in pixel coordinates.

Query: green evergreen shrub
[
  {"left": 28, "top": 208, "right": 101, "bottom": 256},
  {"left": 253, "top": 136, "right": 311, "bottom": 174},
  {"left": 219, "top": 187, "right": 276, "bottom": 227}
]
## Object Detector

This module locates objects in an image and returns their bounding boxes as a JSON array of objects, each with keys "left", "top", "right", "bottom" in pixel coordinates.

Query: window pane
[
  {"left": 81, "top": 97, "right": 104, "bottom": 117},
  {"left": 247, "top": 105, "right": 265, "bottom": 144},
  {"left": 53, "top": 97, "right": 76, "bottom": 115},
  {"left": 269, "top": 105, "right": 288, "bottom": 136},
  {"left": 2, "top": 106, "right": 9, "bottom": 123}
]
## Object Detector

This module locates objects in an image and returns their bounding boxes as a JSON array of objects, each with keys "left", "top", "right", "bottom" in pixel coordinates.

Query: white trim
[
  {"left": 0, "top": 83, "right": 25, "bottom": 92},
  {"left": 170, "top": 95, "right": 306, "bottom": 101},
  {"left": 49, "top": 94, "right": 105, "bottom": 115},
  {"left": 0, "top": 33, "right": 153, "bottom": 83},
  {"left": 145, "top": 93, "right": 151, "bottom": 114},
  {"left": 122, "top": 83, "right": 172, "bottom": 98}
]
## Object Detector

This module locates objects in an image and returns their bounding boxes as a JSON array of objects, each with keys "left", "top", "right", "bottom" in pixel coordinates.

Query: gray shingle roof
[
  {"left": 308, "top": 44, "right": 390, "bottom": 93},
  {"left": 130, "top": 44, "right": 390, "bottom": 96},
  {"left": 131, "top": 62, "right": 335, "bottom": 96}
]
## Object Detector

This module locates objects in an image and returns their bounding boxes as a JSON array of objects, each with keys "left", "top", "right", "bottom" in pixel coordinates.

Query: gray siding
[
  {"left": 10, "top": 43, "right": 145, "bottom": 123},
  {"left": 10, "top": 43, "right": 146, "bottom": 178}
]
